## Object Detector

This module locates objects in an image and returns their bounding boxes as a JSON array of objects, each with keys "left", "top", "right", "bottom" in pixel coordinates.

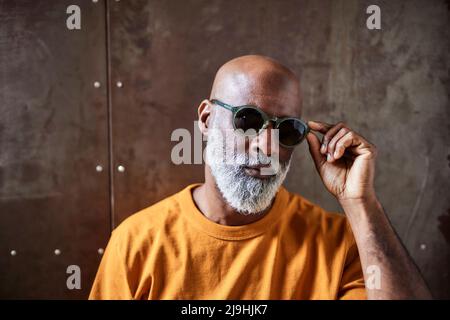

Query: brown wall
[{"left": 0, "top": 0, "right": 448, "bottom": 299}]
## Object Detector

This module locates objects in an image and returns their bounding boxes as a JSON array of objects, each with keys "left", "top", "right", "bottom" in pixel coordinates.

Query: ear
[{"left": 197, "top": 99, "right": 213, "bottom": 137}]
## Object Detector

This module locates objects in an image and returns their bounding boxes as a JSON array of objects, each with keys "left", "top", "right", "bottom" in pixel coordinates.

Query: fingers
[
  {"left": 308, "top": 121, "right": 376, "bottom": 162},
  {"left": 306, "top": 131, "right": 326, "bottom": 170},
  {"left": 308, "top": 120, "right": 333, "bottom": 134},
  {"left": 308, "top": 121, "right": 347, "bottom": 154},
  {"left": 319, "top": 122, "right": 347, "bottom": 154},
  {"left": 326, "top": 127, "right": 351, "bottom": 159},
  {"left": 332, "top": 131, "right": 357, "bottom": 160}
]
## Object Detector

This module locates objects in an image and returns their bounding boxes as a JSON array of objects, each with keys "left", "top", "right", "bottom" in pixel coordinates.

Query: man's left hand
[{"left": 306, "top": 121, "right": 378, "bottom": 202}]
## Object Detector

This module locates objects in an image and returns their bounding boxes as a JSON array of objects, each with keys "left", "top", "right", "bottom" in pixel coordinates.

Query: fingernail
[
  {"left": 321, "top": 143, "right": 326, "bottom": 153},
  {"left": 334, "top": 150, "right": 339, "bottom": 158},
  {"left": 327, "top": 153, "right": 332, "bottom": 162}
]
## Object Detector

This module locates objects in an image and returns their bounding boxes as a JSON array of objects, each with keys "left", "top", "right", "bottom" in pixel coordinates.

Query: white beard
[{"left": 205, "top": 125, "right": 291, "bottom": 215}]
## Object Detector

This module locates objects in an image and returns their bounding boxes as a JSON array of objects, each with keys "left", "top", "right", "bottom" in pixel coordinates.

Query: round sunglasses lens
[
  {"left": 234, "top": 108, "right": 265, "bottom": 134},
  {"left": 278, "top": 119, "right": 306, "bottom": 146}
]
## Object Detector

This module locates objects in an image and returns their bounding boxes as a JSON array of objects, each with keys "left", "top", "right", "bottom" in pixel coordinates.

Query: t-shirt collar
[{"left": 178, "top": 183, "right": 288, "bottom": 241}]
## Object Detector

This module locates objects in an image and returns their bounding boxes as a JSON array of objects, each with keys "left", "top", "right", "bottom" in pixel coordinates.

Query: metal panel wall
[
  {"left": 0, "top": 0, "right": 110, "bottom": 298},
  {"left": 0, "top": 0, "right": 448, "bottom": 299},
  {"left": 108, "top": 0, "right": 449, "bottom": 299}
]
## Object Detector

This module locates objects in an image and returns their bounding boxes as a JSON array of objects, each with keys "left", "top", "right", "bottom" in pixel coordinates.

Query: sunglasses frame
[{"left": 210, "top": 99, "right": 309, "bottom": 148}]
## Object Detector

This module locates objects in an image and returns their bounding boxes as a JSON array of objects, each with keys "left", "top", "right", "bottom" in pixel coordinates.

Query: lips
[
  {"left": 243, "top": 164, "right": 276, "bottom": 178},
  {"left": 244, "top": 166, "right": 261, "bottom": 174},
  {"left": 244, "top": 164, "right": 271, "bottom": 170}
]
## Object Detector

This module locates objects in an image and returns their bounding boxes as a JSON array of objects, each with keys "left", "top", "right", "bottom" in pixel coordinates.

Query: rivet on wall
[
  {"left": 116, "top": 81, "right": 123, "bottom": 88},
  {"left": 98, "top": 248, "right": 104, "bottom": 255},
  {"left": 93, "top": 81, "right": 101, "bottom": 88},
  {"left": 54, "top": 249, "right": 61, "bottom": 256},
  {"left": 420, "top": 244, "right": 427, "bottom": 250},
  {"left": 96, "top": 165, "right": 103, "bottom": 172},
  {"left": 92, "top": 0, "right": 99, "bottom": 3},
  {"left": 10, "top": 250, "right": 17, "bottom": 256},
  {"left": 117, "top": 165, "right": 125, "bottom": 173}
]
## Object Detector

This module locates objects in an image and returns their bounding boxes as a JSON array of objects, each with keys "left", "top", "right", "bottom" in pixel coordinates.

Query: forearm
[{"left": 340, "top": 196, "right": 432, "bottom": 300}]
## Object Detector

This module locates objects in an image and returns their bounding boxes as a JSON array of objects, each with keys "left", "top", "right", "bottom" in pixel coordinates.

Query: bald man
[{"left": 89, "top": 55, "right": 431, "bottom": 300}]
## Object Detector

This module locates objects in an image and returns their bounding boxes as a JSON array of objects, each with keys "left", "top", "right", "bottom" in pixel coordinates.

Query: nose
[{"left": 248, "top": 121, "right": 277, "bottom": 157}]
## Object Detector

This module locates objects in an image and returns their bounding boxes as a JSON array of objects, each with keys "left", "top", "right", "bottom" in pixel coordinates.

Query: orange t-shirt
[{"left": 89, "top": 183, "right": 366, "bottom": 300}]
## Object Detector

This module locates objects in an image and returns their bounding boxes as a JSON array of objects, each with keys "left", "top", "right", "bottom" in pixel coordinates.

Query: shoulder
[
  {"left": 110, "top": 188, "right": 185, "bottom": 251},
  {"left": 282, "top": 188, "right": 353, "bottom": 246}
]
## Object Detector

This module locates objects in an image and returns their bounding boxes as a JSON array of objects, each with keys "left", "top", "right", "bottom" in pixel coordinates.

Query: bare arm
[
  {"left": 306, "top": 120, "right": 432, "bottom": 299},
  {"left": 340, "top": 196, "right": 431, "bottom": 299}
]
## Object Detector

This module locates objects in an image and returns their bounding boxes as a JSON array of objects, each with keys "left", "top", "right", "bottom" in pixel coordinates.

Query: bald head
[{"left": 210, "top": 55, "right": 302, "bottom": 118}]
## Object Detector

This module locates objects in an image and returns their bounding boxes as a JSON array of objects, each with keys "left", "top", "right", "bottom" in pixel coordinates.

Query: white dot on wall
[
  {"left": 94, "top": 81, "right": 101, "bottom": 88},
  {"left": 420, "top": 244, "right": 426, "bottom": 250},
  {"left": 98, "top": 248, "right": 104, "bottom": 255},
  {"left": 117, "top": 165, "right": 125, "bottom": 172},
  {"left": 96, "top": 165, "right": 103, "bottom": 172},
  {"left": 116, "top": 81, "right": 123, "bottom": 88},
  {"left": 54, "top": 249, "right": 61, "bottom": 255},
  {"left": 10, "top": 250, "right": 17, "bottom": 256}
]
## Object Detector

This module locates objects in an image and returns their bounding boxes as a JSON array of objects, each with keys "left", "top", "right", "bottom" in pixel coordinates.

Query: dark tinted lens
[
  {"left": 234, "top": 107, "right": 265, "bottom": 134},
  {"left": 278, "top": 119, "right": 306, "bottom": 146}
]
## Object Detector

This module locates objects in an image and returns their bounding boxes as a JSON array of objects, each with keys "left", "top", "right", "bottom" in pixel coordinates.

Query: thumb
[{"left": 306, "top": 131, "right": 325, "bottom": 170}]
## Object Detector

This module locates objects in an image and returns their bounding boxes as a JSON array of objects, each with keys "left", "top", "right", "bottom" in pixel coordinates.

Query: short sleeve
[
  {"left": 89, "top": 230, "right": 135, "bottom": 300},
  {"left": 337, "top": 221, "right": 367, "bottom": 300}
]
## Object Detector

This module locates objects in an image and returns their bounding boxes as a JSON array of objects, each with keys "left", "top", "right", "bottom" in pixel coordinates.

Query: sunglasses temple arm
[{"left": 211, "top": 99, "right": 235, "bottom": 112}]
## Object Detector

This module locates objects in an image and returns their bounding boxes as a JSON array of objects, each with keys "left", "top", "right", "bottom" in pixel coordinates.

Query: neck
[{"left": 192, "top": 167, "right": 273, "bottom": 226}]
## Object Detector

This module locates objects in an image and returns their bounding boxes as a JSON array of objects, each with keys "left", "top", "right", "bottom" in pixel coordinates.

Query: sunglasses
[{"left": 210, "top": 99, "right": 309, "bottom": 148}]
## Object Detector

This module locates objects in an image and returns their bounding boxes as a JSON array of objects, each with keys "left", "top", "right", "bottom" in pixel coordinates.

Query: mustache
[
  {"left": 236, "top": 153, "right": 272, "bottom": 166},
  {"left": 204, "top": 131, "right": 290, "bottom": 174},
  {"left": 235, "top": 152, "right": 291, "bottom": 177},
  {"left": 234, "top": 152, "right": 291, "bottom": 168}
]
